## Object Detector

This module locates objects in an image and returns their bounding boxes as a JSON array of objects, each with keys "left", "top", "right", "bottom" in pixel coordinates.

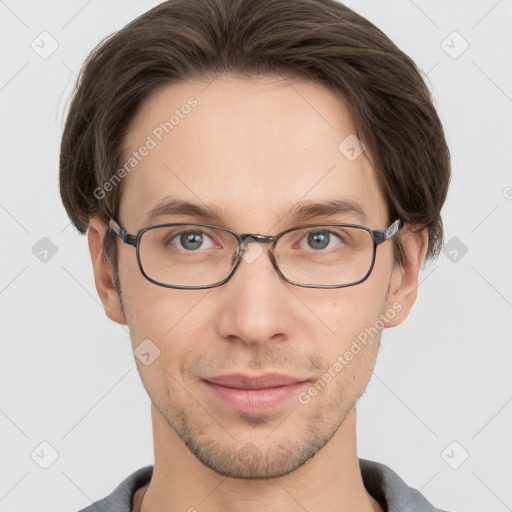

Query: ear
[
  {"left": 87, "top": 217, "right": 127, "bottom": 325},
  {"left": 383, "top": 224, "right": 429, "bottom": 328}
]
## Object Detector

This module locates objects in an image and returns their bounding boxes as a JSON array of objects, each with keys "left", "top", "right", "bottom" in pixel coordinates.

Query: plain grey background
[{"left": 1, "top": 1, "right": 511, "bottom": 511}]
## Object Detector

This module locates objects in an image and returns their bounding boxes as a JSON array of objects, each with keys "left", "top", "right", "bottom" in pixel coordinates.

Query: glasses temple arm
[
  {"left": 373, "top": 219, "right": 403, "bottom": 244},
  {"left": 108, "top": 218, "right": 138, "bottom": 246}
]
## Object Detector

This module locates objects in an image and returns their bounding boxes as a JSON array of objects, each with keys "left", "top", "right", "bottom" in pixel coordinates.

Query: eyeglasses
[{"left": 108, "top": 218, "right": 402, "bottom": 289}]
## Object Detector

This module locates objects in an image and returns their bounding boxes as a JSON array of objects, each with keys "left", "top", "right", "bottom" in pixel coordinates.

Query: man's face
[{"left": 110, "top": 75, "right": 400, "bottom": 478}]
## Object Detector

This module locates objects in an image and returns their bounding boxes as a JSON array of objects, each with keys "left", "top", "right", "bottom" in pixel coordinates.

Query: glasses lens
[
  {"left": 139, "top": 225, "right": 239, "bottom": 287},
  {"left": 275, "top": 225, "right": 374, "bottom": 286}
]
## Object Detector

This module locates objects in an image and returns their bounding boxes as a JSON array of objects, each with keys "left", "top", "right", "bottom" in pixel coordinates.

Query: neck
[{"left": 137, "top": 404, "right": 383, "bottom": 512}]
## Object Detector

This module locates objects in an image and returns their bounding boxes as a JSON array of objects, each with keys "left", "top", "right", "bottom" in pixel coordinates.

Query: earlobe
[
  {"left": 384, "top": 224, "right": 429, "bottom": 328},
  {"left": 87, "top": 217, "right": 127, "bottom": 325}
]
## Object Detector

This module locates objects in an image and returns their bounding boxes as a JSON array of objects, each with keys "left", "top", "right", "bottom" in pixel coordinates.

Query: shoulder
[
  {"left": 76, "top": 466, "right": 153, "bottom": 512},
  {"left": 359, "top": 458, "right": 450, "bottom": 512}
]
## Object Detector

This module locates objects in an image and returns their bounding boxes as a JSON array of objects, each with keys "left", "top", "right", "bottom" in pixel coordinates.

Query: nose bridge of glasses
[
  {"left": 239, "top": 233, "right": 275, "bottom": 246},
  {"left": 238, "top": 233, "right": 275, "bottom": 255},
  {"left": 235, "top": 234, "right": 278, "bottom": 268}
]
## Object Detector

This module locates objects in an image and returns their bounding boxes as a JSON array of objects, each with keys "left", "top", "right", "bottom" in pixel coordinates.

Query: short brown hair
[{"left": 59, "top": 0, "right": 450, "bottom": 270}]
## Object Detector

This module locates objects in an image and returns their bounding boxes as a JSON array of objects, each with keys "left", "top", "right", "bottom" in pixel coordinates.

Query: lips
[
  {"left": 204, "top": 373, "right": 305, "bottom": 389},
  {"left": 202, "top": 373, "right": 310, "bottom": 414}
]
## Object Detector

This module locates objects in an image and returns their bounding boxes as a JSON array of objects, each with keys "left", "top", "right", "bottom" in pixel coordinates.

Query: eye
[
  {"left": 168, "top": 230, "right": 216, "bottom": 251},
  {"left": 299, "top": 229, "right": 344, "bottom": 251}
]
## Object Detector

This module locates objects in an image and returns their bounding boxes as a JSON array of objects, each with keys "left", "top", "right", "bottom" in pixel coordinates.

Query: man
[{"left": 59, "top": 0, "right": 451, "bottom": 510}]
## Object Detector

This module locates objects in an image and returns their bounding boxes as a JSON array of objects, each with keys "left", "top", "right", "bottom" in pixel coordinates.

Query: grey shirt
[{"left": 77, "top": 458, "right": 449, "bottom": 512}]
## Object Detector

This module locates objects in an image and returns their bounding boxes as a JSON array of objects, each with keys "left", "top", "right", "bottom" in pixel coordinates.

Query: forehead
[{"left": 119, "top": 75, "right": 388, "bottom": 231}]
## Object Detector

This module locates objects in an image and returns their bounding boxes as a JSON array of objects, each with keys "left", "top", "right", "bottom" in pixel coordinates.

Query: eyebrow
[
  {"left": 282, "top": 198, "right": 368, "bottom": 224},
  {"left": 145, "top": 197, "right": 369, "bottom": 226}
]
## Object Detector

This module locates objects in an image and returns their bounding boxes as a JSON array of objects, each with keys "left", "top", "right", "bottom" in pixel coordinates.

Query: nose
[{"left": 215, "top": 240, "right": 295, "bottom": 347}]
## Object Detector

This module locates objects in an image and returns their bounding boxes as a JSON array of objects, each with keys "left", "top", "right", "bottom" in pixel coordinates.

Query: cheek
[
  {"left": 319, "top": 277, "right": 389, "bottom": 339},
  {"left": 117, "top": 249, "right": 210, "bottom": 352},
  {"left": 122, "top": 286, "right": 204, "bottom": 404},
  {"left": 305, "top": 267, "right": 390, "bottom": 379},
  {"left": 125, "top": 289, "right": 207, "bottom": 345}
]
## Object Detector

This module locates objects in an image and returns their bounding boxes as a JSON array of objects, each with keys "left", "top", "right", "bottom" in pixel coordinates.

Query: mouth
[{"left": 202, "top": 373, "right": 310, "bottom": 414}]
